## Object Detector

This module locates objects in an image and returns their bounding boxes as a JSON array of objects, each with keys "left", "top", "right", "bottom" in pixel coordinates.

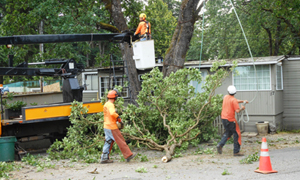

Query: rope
[
  {"left": 195, "top": 1, "right": 206, "bottom": 94},
  {"left": 229, "top": 0, "right": 257, "bottom": 123}
]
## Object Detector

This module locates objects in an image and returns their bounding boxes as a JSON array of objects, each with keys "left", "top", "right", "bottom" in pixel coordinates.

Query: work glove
[{"left": 116, "top": 120, "right": 124, "bottom": 130}]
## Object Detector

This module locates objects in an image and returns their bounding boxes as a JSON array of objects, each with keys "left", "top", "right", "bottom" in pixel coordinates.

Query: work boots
[
  {"left": 100, "top": 153, "right": 113, "bottom": 164},
  {"left": 126, "top": 152, "right": 137, "bottom": 162},
  {"left": 234, "top": 152, "right": 244, "bottom": 156},
  {"left": 100, "top": 159, "right": 113, "bottom": 164}
]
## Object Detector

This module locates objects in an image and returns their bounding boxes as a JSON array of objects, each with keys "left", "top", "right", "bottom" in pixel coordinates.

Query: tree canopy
[{"left": 187, "top": 0, "right": 300, "bottom": 60}]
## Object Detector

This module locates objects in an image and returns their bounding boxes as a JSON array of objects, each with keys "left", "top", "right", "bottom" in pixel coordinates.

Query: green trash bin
[{"left": 0, "top": 136, "right": 17, "bottom": 162}]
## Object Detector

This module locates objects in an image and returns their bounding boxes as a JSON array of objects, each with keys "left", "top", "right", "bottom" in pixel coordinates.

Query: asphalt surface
[{"left": 10, "top": 136, "right": 300, "bottom": 180}]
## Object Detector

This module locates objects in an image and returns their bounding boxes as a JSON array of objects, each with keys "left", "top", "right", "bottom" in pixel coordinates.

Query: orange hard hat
[{"left": 107, "top": 89, "right": 119, "bottom": 99}]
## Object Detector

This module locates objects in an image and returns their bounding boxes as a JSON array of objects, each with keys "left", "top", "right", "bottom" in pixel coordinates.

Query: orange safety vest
[
  {"left": 221, "top": 95, "right": 242, "bottom": 145},
  {"left": 135, "top": 21, "right": 151, "bottom": 36},
  {"left": 103, "top": 101, "right": 120, "bottom": 130}
]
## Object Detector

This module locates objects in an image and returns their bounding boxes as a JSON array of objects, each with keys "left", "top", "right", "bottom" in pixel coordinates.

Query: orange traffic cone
[{"left": 254, "top": 137, "right": 278, "bottom": 174}]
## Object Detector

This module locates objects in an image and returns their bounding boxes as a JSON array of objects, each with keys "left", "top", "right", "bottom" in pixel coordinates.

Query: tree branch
[{"left": 96, "top": 22, "right": 120, "bottom": 33}]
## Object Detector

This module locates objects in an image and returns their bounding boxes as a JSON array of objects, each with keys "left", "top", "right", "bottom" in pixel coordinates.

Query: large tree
[
  {"left": 186, "top": 0, "right": 300, "bottom": 60},
  {"left": 100, "top": 0, "right": 141, "bottom": 104},
  {"left": 145, "top": 0, "right": 177, "bottom": 58},
  {"left": 162, "top": 0, "right": 207, "bottom": 77}
]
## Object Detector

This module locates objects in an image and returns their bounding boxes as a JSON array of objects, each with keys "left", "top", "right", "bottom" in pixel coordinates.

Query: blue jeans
[
  {"left": 140, "top": 37, "right": 147, "bottom": 41},
  {"left": 101, "top": 128, "right": 115, "bottom": 160},
  {"left": 218, "top": 119, "right": 240, "bottom": 154}
]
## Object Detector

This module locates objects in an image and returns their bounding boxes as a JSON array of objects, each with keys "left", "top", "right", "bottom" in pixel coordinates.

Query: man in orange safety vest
[
  {"left": 217, "top": 85, "right": 249, "bottom": 156},
  {"left": 100, "top": 89, "right": 136, "bottom": 163},
  {"left": 134, "top": 13, "right": 151, "bottom": 41}
]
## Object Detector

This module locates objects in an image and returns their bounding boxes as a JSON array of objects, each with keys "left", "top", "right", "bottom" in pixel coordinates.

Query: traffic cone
[{"left": 254, "top": 137, "right": 278, "bottom": 174}]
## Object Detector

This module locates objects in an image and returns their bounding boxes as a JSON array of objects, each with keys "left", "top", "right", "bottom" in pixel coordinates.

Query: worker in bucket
[
  {"left": 217, "top": 85, "right": 248, "bottom": 156},
  {"left": 134, "top": 13, "right": 151, "bottom": 41},
  {"left": 100, "top": 89, "right": 136, "bottom": 163}
]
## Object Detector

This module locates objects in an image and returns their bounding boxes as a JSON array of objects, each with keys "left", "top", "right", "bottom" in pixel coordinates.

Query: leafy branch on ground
[
  {"left": 47, "top": 87, "right": 125, "bottom": 163},
  {"left": 222, "top": 169, "right": 230, "bottom": 175},
  {"left": 21, "top": 154, "right": 55, "bottom": 172},
  {"left": 0, "top": 162, "right": 21, "bottom": 179},
  {"left": 46, "top": 61, "right": 235, "bottom": 163},
  {"left": 239, "top": 152, "right": 259, "bottom": 164},
  {"left": 135, "top": 166, "right": 148, "bottom": 173},
  {"left": 47, "top": 101, "right": 106, "bottom": 163},
  {"left": 122, "top": 61, "right": 236, "bottom": 162}
]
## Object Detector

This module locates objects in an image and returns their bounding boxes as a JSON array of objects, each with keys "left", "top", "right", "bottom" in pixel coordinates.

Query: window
[
  {"left": 233, "top": 65, "right": 271, "bottom": 91},
  {"left": 100, "top": 77, "right": 110, "bottom": 96},
  {"left": 189, "top": 69, "right": 208, "bottom": 93},
  {"left": 99, "top": 76, "right": 129, "bottom": 98},
  {"left": 84, "top": 74, "right": 98, "bottom": 91},
  {"left": 276, "top": 65, "right": 283, "bottom": 90}
]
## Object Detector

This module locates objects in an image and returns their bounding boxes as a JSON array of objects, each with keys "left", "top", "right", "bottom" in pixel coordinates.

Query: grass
[{"left": 277, "top": 129, "right": 300, "bottom": 134}]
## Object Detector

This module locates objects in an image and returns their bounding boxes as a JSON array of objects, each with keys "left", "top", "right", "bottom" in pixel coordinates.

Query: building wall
[
  {"left": 282, "top": 59, "right": 300, "bottom": 130},
  {"left": 212, "top": 64, "right": 283, "bottom": 132},
  {"left": 83, "top": 91, "right": 98, "bottom": 102},
  {"left": 5, "top": 92, "right": 63, "bottom": 106}
]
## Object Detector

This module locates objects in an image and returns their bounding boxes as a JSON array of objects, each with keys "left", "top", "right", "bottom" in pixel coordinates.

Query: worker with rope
[
  {"left": 217, "top": 85, "right": 249, "bottom": 156},
  {"left": 134, "top": 13, "right": 151, "bottom": 41}
]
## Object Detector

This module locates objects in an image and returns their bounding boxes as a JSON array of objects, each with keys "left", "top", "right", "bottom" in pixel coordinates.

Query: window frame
[
  {"left": 99, "top": 76, "right": 129, "bottom": 98},
  {"left": 189, "top": 68, "right": 208, "bottom": 93},
  {"left": 276, "top": 65, "right": 283, "bottom": 90},
  {"left": 82, "top": 72, "right": 98, "bottom": 92},
  {"left": 232, "top": 64, "right": 271, "bottom": 91}
]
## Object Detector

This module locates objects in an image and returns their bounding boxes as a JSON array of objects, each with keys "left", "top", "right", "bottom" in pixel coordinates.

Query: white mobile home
[{"left": 84, "top": 55, "right": 300, "bottom": 132}]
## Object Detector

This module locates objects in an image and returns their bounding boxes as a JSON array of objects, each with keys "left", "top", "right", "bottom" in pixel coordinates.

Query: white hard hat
[{"left": 227, "top": 85, "right": 236, "bottom": 95}]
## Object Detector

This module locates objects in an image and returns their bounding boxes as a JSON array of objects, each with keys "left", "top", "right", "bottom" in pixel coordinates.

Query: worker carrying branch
[
  {"left": 100, "top": 89, "right": 136, "bottom": 163},
  {"left": 217, "top": 85, "right": 249, "bottom": 156},
  {"left": 134, "top": 13, "right": 151, "bottom": 41}
]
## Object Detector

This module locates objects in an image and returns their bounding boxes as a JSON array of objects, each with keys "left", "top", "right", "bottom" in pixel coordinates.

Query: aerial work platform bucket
[{"left": 133, "top": 40, "right": 155, "bottom": 70}]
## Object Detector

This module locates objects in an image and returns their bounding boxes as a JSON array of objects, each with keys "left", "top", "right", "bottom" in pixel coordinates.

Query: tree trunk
[
  {"left": 162, "top": 143, "right": 178, "bottom": 163},
  {"left": 262, "top": 25, "right": 272, "bottom": 56},
  {"left": 102, "top": 0, "right": 141, "bottom": 103},
  {"left": 274, "top": 20, "right": 282, "bottom": 56},
  {"left": 163, "top": 0, "right": 202, "bottom": 77}
]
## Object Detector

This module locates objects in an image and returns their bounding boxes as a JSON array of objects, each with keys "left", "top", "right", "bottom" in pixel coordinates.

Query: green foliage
[
  {"left": 21, "top": 154, "right": 42, "bottom": 166},
  {"left": 227, "top": 138, "right": 234, "bottom": 144},
  {"left": 135, "top": 166, "right": 148, "bottom": 173},
  {"left": 203, "top": 148, "right": 215, "bottom": 155},
  {"left": 0, "top": 0, "right": 120, "bottom": 68},
  {"left": 222, "top": 169, "right": 230, "bottom": 175},
  {"left": 187, "top": 0, "right": 300, "bottom": 60},
  {"left": 122, "top": 61, "right": 233, "bottom": 157},
  {"left": 173, "top": 152, "right": 183, "bottom": 158},
  {"left": 5, "top": 100, "right": 27, "bottom": 111},
  {"left": 239, "top": 152, "right": 259, "bottom": 164},
  {"left": 48, "top": 101, "right": 108, "bottom": 163},
  {"left": 119, "top": 154, "right": 126, "bottom": 162},
  {"left": 140, "top": 155, "right": 149, "bottom": 162},
  {"left": 0, "top": 162, "right": 21, "bottom": 179},
  {"left": 153, "top": 164, "right": 158, "bottom": 168},
  {"left": 145, "top": 0, "right": 177, "bottom": 58},
  {"left": 21, "top": 154, "right": 55, "bottom": 172},
  {"left": 30, "top": 102, "right": 38, "bottom": 106}
]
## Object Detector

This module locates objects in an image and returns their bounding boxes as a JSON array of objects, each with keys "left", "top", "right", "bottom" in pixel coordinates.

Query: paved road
[
  {"left": 11, "top": 145, "right": 300, "bottom": 180},
  {"left": 105, "top": 146, "right": 300, "bottom": 180}
]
